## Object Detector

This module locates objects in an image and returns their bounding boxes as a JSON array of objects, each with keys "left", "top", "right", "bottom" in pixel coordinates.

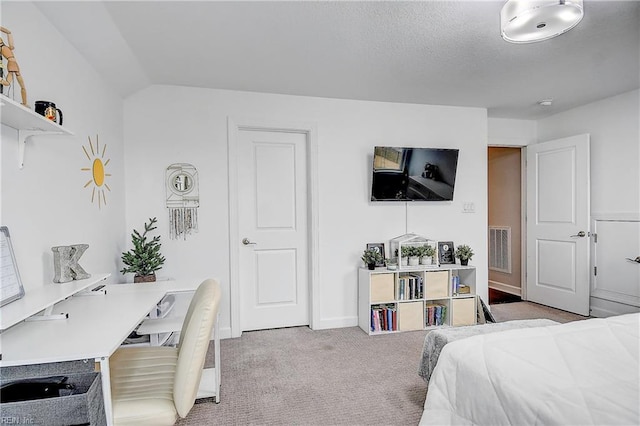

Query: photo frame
[
  {"left": 438, "top": 241, "right": 455, "bottom": 264},
  {"left": 366, "top": 243, "right": 386, "bottom": 267},
  {"left": 1, "top": 226, "right": 25, "bottom": 307}
]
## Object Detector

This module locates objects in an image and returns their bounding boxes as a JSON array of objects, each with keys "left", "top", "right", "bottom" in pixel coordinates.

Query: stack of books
[
  {"left": 425, "top": 303, "right": 447, "bottom": 326},
  {"left": 396, "top": 274, "right": 423, "bottom": 300},
  {"left": 371, "top": 304, "right": 397, "bottom": 332}
]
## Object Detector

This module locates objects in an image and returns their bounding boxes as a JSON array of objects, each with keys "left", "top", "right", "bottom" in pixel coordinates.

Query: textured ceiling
[{"left": 35, "top": 1, "right": 640, "bottom": 120}]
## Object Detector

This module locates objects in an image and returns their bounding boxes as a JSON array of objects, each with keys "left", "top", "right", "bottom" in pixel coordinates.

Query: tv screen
[{"left": 371, "top": 146, "right": 459, "bottom": 201}]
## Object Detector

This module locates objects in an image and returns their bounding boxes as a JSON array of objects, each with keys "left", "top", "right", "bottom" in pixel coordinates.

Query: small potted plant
[
  {"left": 419, "top": 244, "right": 436, "bottom": 265},
  {"left": 454, "top": 244, "right": 474, "bottom": 266},
  {"left": 362, "top": 248, "right": 383, "bottom": 270},
  {"left": 121, "top": 217, "right": 166, "bottom": 282},
  {"left": 407, "top": 246, "right": 420, "bottom": 266}
]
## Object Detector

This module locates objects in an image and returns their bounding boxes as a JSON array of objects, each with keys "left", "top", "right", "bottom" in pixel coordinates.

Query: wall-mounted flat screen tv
[{"left": 371, "top": 146, "right": 459, "bottom": 201}]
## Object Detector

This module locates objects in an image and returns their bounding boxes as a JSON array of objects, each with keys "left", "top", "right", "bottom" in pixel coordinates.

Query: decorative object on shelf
[
  {"left": 438, "top": 241, "right": 455, "bottom": 264},
  {"left": 34, "top": 100, "right": 62, "bottom": 125},
  {"left": 385, "top": 258, "right": 397, "bottom": 270},
  {"left": 366, "top": 243, "right": 385, "bottom": 267},
  {"left": 1, "top": 226, "right": 25, "bottom": 307},
  {"left": 390, "top": 233, "right": 437, "bottom": 269},
  {"left": 418, "top": 244, "right": 436, "bottom": 265},
  {"left": 81, "top": 135, "right": 111, "bottom": 210},
  {"left": 121, "top": 217, "right": 166, "bottom": 283},
  {"left": 362, "top": 248, "right": 383, "bottom": 270},
  {"left": 500, "top": 0, "right": 584, "bottom": 44},
  {"left": 454, "top": 244, "right": 474, "bottom": 266},
  {"left": 0, "top": 26, "right": 28, "bottom": 107},
  {"left": 51, "top": 244, "right": 91, "bottom": 283},
  {"left": 166, "top": 163, "right": 199, "bottom": 240},
  {"left": 407, "top": 246, "right": 420, "bottom": 266}
]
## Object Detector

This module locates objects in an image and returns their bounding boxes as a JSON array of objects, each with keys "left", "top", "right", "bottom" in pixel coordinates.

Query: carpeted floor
[{"left": 178, "top": 302, "right": 587, "bottom": 425}]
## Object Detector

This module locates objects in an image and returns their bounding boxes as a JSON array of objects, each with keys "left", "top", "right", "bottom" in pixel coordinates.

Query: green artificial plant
[
  {"left": 454, "top": 244, "right": 474, "bottom": 261},
  {"left": 121, "top": 217, "right": 166, "bottom": 280}
]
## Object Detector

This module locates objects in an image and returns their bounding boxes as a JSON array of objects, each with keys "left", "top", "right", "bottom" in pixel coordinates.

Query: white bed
[{"left": 420, "top": 313, "right": 640, "bottom": 425}]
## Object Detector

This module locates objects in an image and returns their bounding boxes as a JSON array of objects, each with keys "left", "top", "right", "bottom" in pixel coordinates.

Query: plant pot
[
  {"left": 134, "top": 274, "right": 156, "bottom": 283},
  {"left": 420, "top": 256, "right": 433, "bottom": 265},
  {"left": 460, "top": 259, "right": 469, "bottom": 266},
  {"left": 367, "top": 263, "right": 376, "bottom": 270},
  {"left": 408, "top": 256, "right": 419, "bottom": 266}
]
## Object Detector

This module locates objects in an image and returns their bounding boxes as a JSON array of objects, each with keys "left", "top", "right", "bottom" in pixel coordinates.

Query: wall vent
[{"left": 489, "top": 226, "right": 512, "bottom": 274}]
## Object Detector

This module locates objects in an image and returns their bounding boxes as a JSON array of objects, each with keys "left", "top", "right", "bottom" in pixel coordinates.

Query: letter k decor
[{"left": 52, "top": 244, "right": 91, "bottom": 283}]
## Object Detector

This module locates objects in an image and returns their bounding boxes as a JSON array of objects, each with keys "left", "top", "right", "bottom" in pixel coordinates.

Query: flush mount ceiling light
[{"left": 501, "top": 0, "right": 584, "bottom": 43}]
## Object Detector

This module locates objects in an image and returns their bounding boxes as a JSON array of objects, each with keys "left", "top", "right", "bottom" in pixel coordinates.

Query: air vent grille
[{"left": 489, "top": 226, "right": 512, "bottom": 274}]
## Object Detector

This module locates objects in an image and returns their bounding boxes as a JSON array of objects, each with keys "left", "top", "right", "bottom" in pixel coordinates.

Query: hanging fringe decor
[
  {"left": 168, "top": 207, "right": 199, "bottom": 240},
  {"left": 166, "top": 163, "right": 200, "bottom": 240}
]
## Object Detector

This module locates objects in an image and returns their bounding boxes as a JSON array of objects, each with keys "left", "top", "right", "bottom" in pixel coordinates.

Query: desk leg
[
  {"left": 214, "top": 313, "right": 221, "bottom": 403},
  {"left": 98, "top": 357, "right": 114, "bottom": 426}
]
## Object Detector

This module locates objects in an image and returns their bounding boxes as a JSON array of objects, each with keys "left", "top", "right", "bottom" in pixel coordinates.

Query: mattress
[{"left": 420, "top": 313, "right": 640, "bottom": 425}]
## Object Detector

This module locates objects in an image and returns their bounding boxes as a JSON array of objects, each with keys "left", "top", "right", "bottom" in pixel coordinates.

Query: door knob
[
  {"left": 570, "top": 231, "right": 586, "bottom": 238},
  {"left": 242, "top": 238, "right": 256, "bottom": 245},
  {"left": 625, "top": 256, "right": 640, "bottom": 263}
]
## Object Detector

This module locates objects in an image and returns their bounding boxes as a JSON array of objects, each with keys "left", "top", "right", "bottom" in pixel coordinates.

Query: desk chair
[{"left": 108, "top": 279, "right": 221, "bottom": 425}]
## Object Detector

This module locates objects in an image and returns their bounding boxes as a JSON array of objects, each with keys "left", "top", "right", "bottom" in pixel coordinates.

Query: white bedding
[{"left": 420, "top": 313, "right": 640, "bottom": 426}]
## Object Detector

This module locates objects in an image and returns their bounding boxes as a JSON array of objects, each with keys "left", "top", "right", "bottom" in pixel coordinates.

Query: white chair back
[{"left": 173, "top": 279, "right": 221, "bottom": 416}]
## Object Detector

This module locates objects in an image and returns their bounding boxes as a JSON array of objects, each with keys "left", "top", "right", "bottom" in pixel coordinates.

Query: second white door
[
  {"left": 237, "top": 129, "right": 309, "bottom": 331},
  {"left": 526, "top": 134, "right": 590, "bottom": 315}
]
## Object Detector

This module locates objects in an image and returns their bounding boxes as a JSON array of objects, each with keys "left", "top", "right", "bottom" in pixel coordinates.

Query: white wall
[
  {"left": 124, "top": 85, "right": 488, "bottom": 336},
  {"left": 1, "top": 3, "right": 126, "bottom": 289},
  {"left": 538, "top": 89, "right": 640, "bottom": 316},
  {"left": 538, "top": 89, "right": 640, "bottom": 216},
  {"left": 488, "top": 117, "right": 537, "bottom": 147}
]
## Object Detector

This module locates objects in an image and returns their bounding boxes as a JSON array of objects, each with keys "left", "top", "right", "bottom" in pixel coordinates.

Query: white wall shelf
[
  {"left": 0, "top": 96, "right": 73, "bottom": 168},
  {"left": 0, "top": 273, "right": 110, "bottom": 331}
]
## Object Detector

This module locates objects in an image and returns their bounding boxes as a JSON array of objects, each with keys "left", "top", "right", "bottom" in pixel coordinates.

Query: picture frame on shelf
[
  {"left": 366, "top": 243, "right": 385, "bottom": 267},
  {"left": 438, "top": 241, "right": 455, "bottom": 264}
]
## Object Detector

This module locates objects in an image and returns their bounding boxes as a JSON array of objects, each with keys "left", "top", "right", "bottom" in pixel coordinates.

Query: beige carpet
[
  {"left": 178, "top": 302, "right": 586, "bottom": 425},
  {"left": 489, "top": 301, "right": 587, "bottom": 324}
]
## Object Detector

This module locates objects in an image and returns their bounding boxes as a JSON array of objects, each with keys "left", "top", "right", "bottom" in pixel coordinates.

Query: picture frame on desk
[
  {"left": 1, "top": 226, "right": 25, "bottom": 307},
  {"left": 438, "top": 241, "right": 455, "bottom": 264}
]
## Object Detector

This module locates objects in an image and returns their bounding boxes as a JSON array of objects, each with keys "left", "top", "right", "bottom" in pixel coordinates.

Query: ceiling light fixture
[
  {"left": 538, "top": 99, "right": 554, "bottom": 106},
  {"left": 501, "top": 0, "right": 584, "bottom": 44}
]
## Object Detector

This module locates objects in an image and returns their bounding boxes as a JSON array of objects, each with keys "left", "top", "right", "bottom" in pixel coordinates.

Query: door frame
[
  {"left": 487, "top": 145, "right": 527, "bottom": 300},
  {"left": 228, "top": 117, "right": 319, "bottom": 338}
]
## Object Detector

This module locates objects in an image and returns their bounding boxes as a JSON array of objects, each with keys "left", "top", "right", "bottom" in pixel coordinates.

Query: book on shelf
[
  {"left": 370, "top": 303, "right": 397, "bottom": 332},
  {"left": 451, "top": 275, "right": 460, "bottom": 295},
  {"left": 425, "top": 303, "right": 447, "bottom": 327},
  {"left": 396, "top": 274, "right": 424, "bottom": 300}
]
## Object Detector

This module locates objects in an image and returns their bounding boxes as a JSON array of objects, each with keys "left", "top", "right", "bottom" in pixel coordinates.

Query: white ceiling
[{"left": 35, "top": 0, "right": 640, "bottom": 120}]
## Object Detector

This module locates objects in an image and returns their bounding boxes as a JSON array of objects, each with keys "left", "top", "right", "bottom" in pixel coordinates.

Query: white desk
[{"left": 0, "top": 279, "right": 203, "bottom": 425}]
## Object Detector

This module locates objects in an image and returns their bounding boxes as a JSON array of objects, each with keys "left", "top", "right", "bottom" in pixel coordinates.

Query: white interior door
[
  {"left": 237, "top": 129, "right": 309, "bottom": 331},
  {"left": 526, "top": 134, "right": 590, "bottom": 315}
]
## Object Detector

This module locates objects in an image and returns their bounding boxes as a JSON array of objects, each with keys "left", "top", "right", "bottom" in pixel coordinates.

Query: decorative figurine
[{"left": 0, "top": 26, "right": 28, "bottom": 107}]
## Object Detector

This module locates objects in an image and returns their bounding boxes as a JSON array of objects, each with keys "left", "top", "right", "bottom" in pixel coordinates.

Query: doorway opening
[{"left": 488, "top": 146, "right": 524, "bottom": 305}]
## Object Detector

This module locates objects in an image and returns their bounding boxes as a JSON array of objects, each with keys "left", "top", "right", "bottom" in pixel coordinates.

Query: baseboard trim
[
  {"left": 589, "top": 297, "right": 640, "bottom": 318},
  {"left": 488, "top": 280, "right": 522, "bottom": 296},
  {"left": 312, "top": 316, "right": 358, "bottom": 330}
]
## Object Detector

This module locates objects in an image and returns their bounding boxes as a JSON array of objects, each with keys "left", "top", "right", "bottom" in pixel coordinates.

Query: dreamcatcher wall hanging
[{"left": 166, "top": 163, "right": 199, "bottom": 240}]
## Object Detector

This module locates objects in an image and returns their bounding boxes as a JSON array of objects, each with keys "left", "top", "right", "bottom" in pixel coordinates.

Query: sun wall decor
[{"left": 81, "top": 135, "right": 111, "bottom": 209}]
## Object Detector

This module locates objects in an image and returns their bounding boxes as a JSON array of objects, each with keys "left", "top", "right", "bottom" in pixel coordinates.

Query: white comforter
[{"left": 420, "top": 313, "right": 640, "bottom": 426}]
